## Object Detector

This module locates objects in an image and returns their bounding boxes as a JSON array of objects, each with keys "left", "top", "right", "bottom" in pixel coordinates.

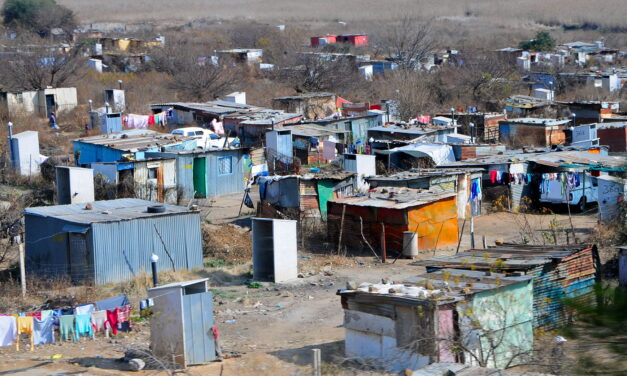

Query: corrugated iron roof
[
  {"left": 367, "top": 168, "right": 484, "bottom": 182},
  {"left": 338, "top": 268, "right": 532, "bottom": 305},
  {"left": 74, "top": 130, "right": 193, "bottom": 152},
  {"left": 369, "top": 124, "right": 456, "bottom": 135},
  {"left": 286, "top": 124, "right": 349, "bottom": 137},
  {"left": 273, "top": 92, "right": 335, "bottom": 100},
  {"left": 439, "top": 149, "right": 623, "bottom": 169},
  {"left": 152, "top": 102, "right": 301, "bottom": 124},
  {"left": 413, "top": 244, "right": 593, "bottom": 270},
  {"left": 24, "top": 198, "right": 197, "bottom": 225},
  {"left": 329, "top": 187, "right": 456, "bottom": 209}
]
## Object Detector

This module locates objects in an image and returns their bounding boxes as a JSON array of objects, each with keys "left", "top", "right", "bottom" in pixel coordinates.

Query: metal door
[
  {"left": 45, "top": 94, "right": 56, "bottom": 116},
  {"left": 182, "top": 292, "right": 215, "bottom": 365},
  {"left": 193, "top": 157, "right": 206, "bottom": 198},
  {"left": 68, "top": 232, "right": 88, "bottom": 283}
]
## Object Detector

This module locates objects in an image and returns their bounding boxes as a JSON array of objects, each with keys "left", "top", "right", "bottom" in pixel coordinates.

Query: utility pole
[{"left": 18, "top": 239, "right": 26, "bottom": 298}]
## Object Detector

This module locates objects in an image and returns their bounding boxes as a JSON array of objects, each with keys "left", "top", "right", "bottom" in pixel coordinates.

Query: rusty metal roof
[
  {"left": 367, "top": 168, "right": 484, "bottom": 182},
  {"left": 338, "top": 268, "right": 532, "bottom": 306},
  {"left": 413, "top": 244, "right": 594, "bottom": 271},
  {"left": 329, "top": 187, "right": 455, "bottom": 209},
  {"left": 74, "top": 130, "right": 193, "bottom": 152}
]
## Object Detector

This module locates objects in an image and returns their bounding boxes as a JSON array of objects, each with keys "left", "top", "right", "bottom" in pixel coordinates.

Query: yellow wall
[{"left": 408, "top": 196, "right": 458, "bottom": 250}]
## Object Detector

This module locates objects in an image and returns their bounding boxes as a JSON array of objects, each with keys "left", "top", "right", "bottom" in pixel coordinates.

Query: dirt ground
[{"left": 0, "top": 191, "right": 605, "bottom": 376}]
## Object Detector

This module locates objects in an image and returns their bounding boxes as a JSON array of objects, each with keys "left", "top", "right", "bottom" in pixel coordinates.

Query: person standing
[{"left": 49, "top": 112, "right": 59, "bottom": 130}]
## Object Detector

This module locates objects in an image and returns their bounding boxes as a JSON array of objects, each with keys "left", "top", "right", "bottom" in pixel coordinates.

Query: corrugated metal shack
[
  {"left": 597, "top": 122, "right": 627, "bottom": 152},
  {"left": 498, "top": 118, "right": 570, "bottom": 148},
  {"left": 73, "top": 129, "right": 197, "bottom": 167},
  {"left": 338, "top": 269, "right": 534, "bottom": 372},
  {"left": 24, "top": 199, "right": 203, "bottom": 285},
  {"left": 366, "top": 168, "right": 484, "bottom": 219},
  {"left": 147, "top": 148, "right": 245, "bottom": 200},
  {"left": 413, "top": 363, "right": 553, "bottom": 376},
  {"left": 434, "top": 112, "right": 506, "bottom": 143},
  {"left": 257, "top": 170, "right": 356, "bottom": 222},
  {"left": 272, "top": 92, "right": 337, "bottom": 120},
  {"left": 328, "top": 187, "right": 459, "bottom": 254},
  {"left": 92, "top": 157, "right": 178, "bottom": 204},
  {"left": 308, "top": 114, "right": 381, "bottom": 144},
  {"left": 439, "top": 147, "right": 623, "bottom": 211},
  {"left": 367, "top": 123, "right": 458, "bottom": 145},
  {"left": 150, "top": 101, "right": 302, "bottom": 145},
  {"left": 414, "top": 244, "right": 600, "bottom": 329},
  {"left": 287, "top": 124, "right": 348, "bottom": 164},
  {"left": 451, "top": 144, "right": 506, "bottom": 161}
]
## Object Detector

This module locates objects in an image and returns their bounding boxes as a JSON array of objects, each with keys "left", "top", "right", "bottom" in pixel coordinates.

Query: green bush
[
  {"left": 519, "top": 31, "right": 556, "bottom": 52},
  {"left": 2, "top": 0, "right": 76, "bottom": 35}
]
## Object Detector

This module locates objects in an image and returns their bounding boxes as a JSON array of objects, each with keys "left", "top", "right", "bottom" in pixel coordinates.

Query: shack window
[
  {"left": 148, "top": 167, "right": 158, "bottom": 179},
  {"left": 15, "top": 93, "right": 23, "bottom": 104},
  {"left": 218, "top": 156, "right": 232, "bottom": 175}
]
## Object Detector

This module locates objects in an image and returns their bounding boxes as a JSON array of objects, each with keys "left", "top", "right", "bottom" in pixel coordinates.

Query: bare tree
[
  {"left": 149, "top": 40, "right": 240, "bottom": 101},
  {"left": 381, "top": 17, "right": 436, "bottom": 71},
  {"left": 169, "top": 64, "right": 239, "bottom": 102},
  {"left": 278, "top": 54, "right": 360, "bottom": 93},
  {"left": 0, "top": 45, "right": 86, "bottom": 90}
]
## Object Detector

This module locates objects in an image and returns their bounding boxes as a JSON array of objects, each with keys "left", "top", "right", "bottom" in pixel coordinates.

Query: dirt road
[{"left": 0, "top": 202, "right": 601, "bottom": 375}]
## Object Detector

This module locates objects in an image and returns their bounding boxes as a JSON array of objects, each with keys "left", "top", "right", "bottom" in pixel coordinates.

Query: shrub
[
  {"left": 519, "top": 31, "right": 556, "bottom": 51},
  {"left": 2, "top": 0, "right": 76, "bottom": 36}
]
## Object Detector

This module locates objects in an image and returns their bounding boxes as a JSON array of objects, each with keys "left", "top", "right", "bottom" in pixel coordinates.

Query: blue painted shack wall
[
  {"left": 530, "top": 264, "right": 596, "bottom": 329},
  {"left": 73, "top": 141, "right": 126, "bottom": 166},
  {"left": 371, "top": 61, "right": 398, "bottom": 74},
  {"left": 25, "top": 211, "right": 203, "bottom": 285},
  {"left": 91, "top": 213, "right": 203, "bottom": 285},
  {"left": 147, "top": 150, "right": 244, "bottom": 200},
  {"left": 25, "top": 215, "right": 90, "bottom": 277},
  {"left": 74, "top": 139, "right": 198, "bottom": 167},
  {"left": 206, "top": 150, "right": 245, "bottom": 197}
]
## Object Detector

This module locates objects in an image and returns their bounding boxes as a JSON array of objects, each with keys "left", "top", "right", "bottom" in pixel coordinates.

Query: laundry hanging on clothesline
[
  {"left": 540, "top": 172, "right": 581, "bottom": 195},
  {"left": 123, "top": 111, "right": 168, "bottom": 129},
  {"left": 0, "top": 295, "right": 132, "bottom": 350}
]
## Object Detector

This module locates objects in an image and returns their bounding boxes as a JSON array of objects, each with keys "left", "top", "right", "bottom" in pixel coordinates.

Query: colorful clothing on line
[
  {"left": 75, "top": 304, "right": 95, "bottom": 315},
  {"left": 117, "top": 305, "right": 132, "bottom": 332},
  {"left": 40, "top": 310, "right": 54, "bottom": 320},
  {"left": 16, "top": 316, "right": 34, "bottom": 351},
  {"left": 75, "top": 314, "right": 93, "bottom": 339},
  {"left": 33, "top": 317, "right": 55, "bottom": 345},
  {"left": 91, "top": 310, "right": 108, "bottom": 333},
  {"left": 0, "top": 316, "right": 17, "bottom": 347},
  {"left": 59, "top": 315, "right": 77, "bottom": 342},
  {"left": 106, "top": 309, "right": 119, "bottom": 335}
]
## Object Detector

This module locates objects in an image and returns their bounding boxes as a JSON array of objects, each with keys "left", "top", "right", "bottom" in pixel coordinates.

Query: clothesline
[
  {"left": 123, "top": 111, "right": 169, "bottom": 129},
  {"left": 0, "top": 295, "right": 132, "bottom": 350}
]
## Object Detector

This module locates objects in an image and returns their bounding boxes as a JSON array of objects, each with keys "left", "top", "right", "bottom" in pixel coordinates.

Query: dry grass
[
  {"left": 59, "top": 0, "right": 627, "bottom": 35},
  {"left": 0, "top": 276, "right": 104, "bottom": 313},
  {"left": 202, "top": 223, "right": 252, "bottom": 264}
]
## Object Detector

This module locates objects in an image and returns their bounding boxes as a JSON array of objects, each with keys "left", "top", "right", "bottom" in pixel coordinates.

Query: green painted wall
[{"left": 456, "top": 280, "right": 534, "bottom": 368}]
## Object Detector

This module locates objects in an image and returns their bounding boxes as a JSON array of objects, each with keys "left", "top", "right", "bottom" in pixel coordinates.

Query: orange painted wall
[{"left": 407, "top": 196, "right": 459, "bottom": 251}]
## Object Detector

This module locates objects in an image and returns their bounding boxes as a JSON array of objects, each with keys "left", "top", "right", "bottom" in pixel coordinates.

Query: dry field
[{"left": 58, "top": 0, "right": 625, "bottom": 29}]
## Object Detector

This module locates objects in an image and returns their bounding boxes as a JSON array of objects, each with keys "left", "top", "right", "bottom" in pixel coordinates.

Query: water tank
[{"left": 402, "top": 231, "right": 419, "bottom": 257}]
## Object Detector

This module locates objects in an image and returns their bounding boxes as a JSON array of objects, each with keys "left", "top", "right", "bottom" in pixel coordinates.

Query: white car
[
  {"left": 171, "top": 127, "right": 236, "bottom": 149},
  {"left": 539, "top": 172, "right": 598, "bottom": 212}
]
